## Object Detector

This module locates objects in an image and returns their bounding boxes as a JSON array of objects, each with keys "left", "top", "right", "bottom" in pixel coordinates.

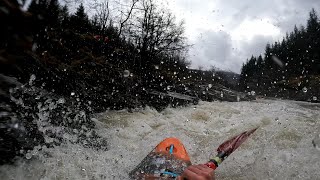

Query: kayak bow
[{"left": 129, "top": 127, "right": 258, "bottom": 179}]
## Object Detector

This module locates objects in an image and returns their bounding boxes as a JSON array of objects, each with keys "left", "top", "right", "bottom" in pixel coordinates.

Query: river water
[{"left": 1, "top": 100, "right": 320, "bottom": 179}]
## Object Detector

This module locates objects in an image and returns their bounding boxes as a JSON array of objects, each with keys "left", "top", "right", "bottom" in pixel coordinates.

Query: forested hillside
[
  {"left": 2, "top": 0, "right": 234, "bottom": 113},
  {"left": 1, "top": 0, "right": 249, "bottom": 164},
  {"left": 239, "top": 9, "right": 320, "bottom": 101}
]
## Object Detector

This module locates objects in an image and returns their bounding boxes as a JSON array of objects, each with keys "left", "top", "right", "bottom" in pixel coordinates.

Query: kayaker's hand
[{"left": 177, "top": 164, "right": 215, "bottom": 180}]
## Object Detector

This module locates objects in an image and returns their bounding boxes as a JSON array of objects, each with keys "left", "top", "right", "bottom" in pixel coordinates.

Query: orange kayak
[{"left": 129, "top": 137, "right": 192, "bottom": 179}]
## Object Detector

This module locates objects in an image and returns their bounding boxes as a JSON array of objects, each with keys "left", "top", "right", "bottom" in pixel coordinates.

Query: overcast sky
[
  {"left": 163, "top": 0, "right": 320, "bottom": 73},
  {"left": 65, "top": 0, "right": 320, "bottom": 73}
]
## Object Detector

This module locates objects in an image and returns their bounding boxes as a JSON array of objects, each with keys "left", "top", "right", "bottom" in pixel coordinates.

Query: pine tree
[
  {"left": 47, "top": 0, "right": 60, "bottom": 27},
  {"left": 306, "top": 9, "right": 320, "bottom": 75},
  {"left": 60, "top": 5, "right": 69, "bottom": 29},
  {"left": 70, "top": 3, "right": 91, "bottom": 33},
  {"left": 239, "top": 9, "right": 320, "bottom": 97},
  {"left": 75, "top": 3, "right": 87, "bottom": 22}
]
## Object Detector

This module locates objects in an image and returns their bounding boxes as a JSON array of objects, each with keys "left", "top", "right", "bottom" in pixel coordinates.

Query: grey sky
[
  {"left": 166, "top": 0, "right": 320, "bottom": 73},
  {"left": 70, "top": 0, "right": 320, "bottom": 73}
]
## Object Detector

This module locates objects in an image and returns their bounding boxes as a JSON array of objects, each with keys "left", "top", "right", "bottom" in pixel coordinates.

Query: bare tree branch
[
  {"left": 97, "top": 0, "right": 110, "bottom": 35},
  {"left": 117, "top": 0, "right": 138, "bottom": 38},
  {"left": 127, "top": 0, "right": 187, "bottom": 56}
]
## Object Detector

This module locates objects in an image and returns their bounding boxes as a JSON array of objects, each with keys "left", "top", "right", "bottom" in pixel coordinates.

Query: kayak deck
[{"left": 130, "top": 138, "right": 192, "bottom": 179}]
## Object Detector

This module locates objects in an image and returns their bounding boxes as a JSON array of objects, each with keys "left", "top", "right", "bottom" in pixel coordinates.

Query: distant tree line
[{"left": 239, "top": 9, "right": 320, "bottom": 98}]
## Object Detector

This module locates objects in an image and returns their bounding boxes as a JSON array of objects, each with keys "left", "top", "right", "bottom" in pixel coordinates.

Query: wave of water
[{"left": 1, "top": 100, "right": 320, "bottom": 179}]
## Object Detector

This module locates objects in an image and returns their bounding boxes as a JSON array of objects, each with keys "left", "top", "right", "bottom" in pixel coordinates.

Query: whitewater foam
[{"left": 1, "top": 100, "right": 319, "bottom": 179}]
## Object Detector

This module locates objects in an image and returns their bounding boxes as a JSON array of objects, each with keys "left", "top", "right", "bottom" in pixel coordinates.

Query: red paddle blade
[{"left": 217, "top": 127, "right": 258, "bottom": 156}]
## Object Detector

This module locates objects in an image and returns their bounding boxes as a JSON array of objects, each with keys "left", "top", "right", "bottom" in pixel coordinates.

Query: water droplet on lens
[
  {"left": 251, "top": 91, "right": 256, "bottom": 96},
  {"left": 302, "top": 87, "right": 308, "bottom": 93},
  {"left": 25, "top": 153, "right": 32, "bottom": 159},
  {"left": 32, "top": 43, "right": 37, "bottom": 51},
  {"left": 14, "top": 124, "right": 18, "bottom": 129},
  {"left": 123, "top": 70, "right": 130, "bottom": 77}
]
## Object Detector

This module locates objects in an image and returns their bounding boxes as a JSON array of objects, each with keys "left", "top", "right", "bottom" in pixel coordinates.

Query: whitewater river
[{"left": 1, "top": 100, "right": 320, "bottom": 179}]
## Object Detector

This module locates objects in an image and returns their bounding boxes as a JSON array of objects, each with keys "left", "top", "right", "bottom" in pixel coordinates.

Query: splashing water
[
  {"left": 28, "top": 74, "right": 36, "bottom": 86},
  {"left": 0, "top": 78, "right": 107, "bottom": 171},
  {"left": 313, "top": 134, "right": 320, "bottom": 151},
  {"left": 0, "top": 100, "right": 319, "bottom": 179}
]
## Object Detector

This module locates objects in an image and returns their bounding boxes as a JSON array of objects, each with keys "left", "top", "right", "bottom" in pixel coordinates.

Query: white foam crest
[{"left": 1, "top": 100, "right": 320, "bottom": 179}]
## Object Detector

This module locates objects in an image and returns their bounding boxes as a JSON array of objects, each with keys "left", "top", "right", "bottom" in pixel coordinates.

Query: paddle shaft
[{"left": 205, "top": 151, "right": 227, "bottom": 170}]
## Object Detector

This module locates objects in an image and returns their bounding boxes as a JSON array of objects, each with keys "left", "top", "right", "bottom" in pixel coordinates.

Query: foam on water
[{"left": 1, "top": 100, "right": 320, "bottom": 179}]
